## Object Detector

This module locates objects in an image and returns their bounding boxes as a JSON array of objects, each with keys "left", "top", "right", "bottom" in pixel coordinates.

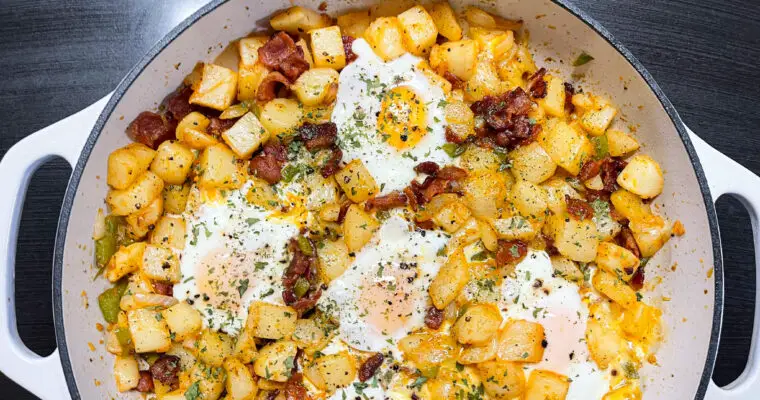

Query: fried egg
[{"left": 331, "top": 38, "right": 451, "bottom": 195}]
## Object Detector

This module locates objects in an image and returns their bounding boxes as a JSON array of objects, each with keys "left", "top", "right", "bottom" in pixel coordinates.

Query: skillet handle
[
  {"left": 0, "top": 94, "right": 111, "bottom": 400},
  {"left": 688, "top": 127, "right": 760, "bottom": 400}
]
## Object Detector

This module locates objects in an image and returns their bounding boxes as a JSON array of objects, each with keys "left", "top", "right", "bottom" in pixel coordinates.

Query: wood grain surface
[{"left": 0, "top": 0, "right": 758, "bottom": 398}]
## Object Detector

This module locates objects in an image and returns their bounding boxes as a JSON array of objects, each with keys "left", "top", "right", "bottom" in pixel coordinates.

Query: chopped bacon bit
[
  {"left": 259, "top": 32, "right": 310, "bottom": 81},
  {"left": 578, "top": 158, "right": 604, "bottom": 182},
  {"left": 527, "top": 68, "right": 547, "bottom": 98},
  {"left": 600, "top": 158, "right": 627, "bottom": 192},
  {"left": 342, "top": 35, "right": 358, "bottom": 63},
  {"left": 282, "top": 238, "right": 321, "bottom": 313},
  {"left": 284, "top": 373, "right": 308, "bottom": 400},
  {"left": 445, "top": 125, "right": 466, "bottom": 144},
  {"left": 358, "top": 353, "right": 385, "bottom": 382},
  {"left": 471, "top": 88, "right": 538, "bottom": 150},
  {"left": 136, "top": 371, "right": 154, "bottom": 393},
  {"left": 404, "top": 187, "right": 419, "bottom": 211},
  {"left": 337, "top": 202, "right": 351, "bottom": 224},
  {"left": 584, "top": 189, "right": 608, "bottom": 204},
  {"left": 424, "top": 306, "right": 444, "bottom": 329},
  {"left": 150, "top": 355, "right": 180, "bottom": 388},
  {"left": 437, "top": 166, "right": 467, "bottom": 181},
  {"left": 616, "top": 226, "right": 641, "bottom": 259},
  {"left": 563, "top": 82, "right": 576, "bottom": 114},
  {"left": 566, "top": 195, "right": 594, "bottom": 220},
  {"left": 152, "top": 281, "right": 173, "bottom": 296},
  {"left": 320, "top": 145, "right": 343, "bottom": 178},
  {"left": 207, "top": 117, "right": 237, "bottom": 137},
  {"left": 496, "top": 240, "right": 528, "bottom": 266},
  {"left": 126, "top": 111, "right": 174, "bottom": 149},
  {"left": 257, "top": 71, "right": 291, "bottom": 101},
  {"left": 541, "top": 233, "right": 560, "bottom": 256},
  {"left": 298, "top": 122, "right": 337, "bottom": 151},
  {"left": 443, "top": 71, "right": 465, "bottom": 90},
  {"left": 280, "top": 45, "right": 311, "bottom": 81},
  {"left": 415, "top": 219, "right": 436, "bottom": 230},
  {"left": 414, "top": 161, "right": 440, "bottom": 175},
  {"left": 365, "top": 191, "right": 408, "bottom": 211},
  {"left": 318, "top": 1, "right": 327, "bottom": 11},
  {"left": 250, "top": 153, "right": 283, "bottom": 184},
  {"left": 421, "top": 178, "right": 450, "bottom": 202},
  {"left": 163, "top": 86, "right": 195, "bottom": 122}
]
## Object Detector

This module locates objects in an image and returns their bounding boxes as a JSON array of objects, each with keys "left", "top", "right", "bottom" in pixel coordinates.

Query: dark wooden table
[{"left": 1, "top": 0, "right": 758, "bottom": 398}]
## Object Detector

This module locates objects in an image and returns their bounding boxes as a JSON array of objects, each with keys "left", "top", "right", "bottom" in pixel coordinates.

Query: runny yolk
[{"left": 377, "top": 86, "right": 427, "bottom": 149}]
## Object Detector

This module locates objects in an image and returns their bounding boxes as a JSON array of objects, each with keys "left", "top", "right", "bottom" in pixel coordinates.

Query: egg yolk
[{"left": 377, "top": 86, "right": 428, "bottom": 149}]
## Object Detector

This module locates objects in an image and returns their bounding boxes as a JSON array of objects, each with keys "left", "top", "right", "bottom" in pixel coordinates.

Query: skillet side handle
[
  {"left": 689, "top": 128, "right": 760, "bottom": 400},
  {"left": 0, "top": 95, "right": 110, "bottom": 400}
]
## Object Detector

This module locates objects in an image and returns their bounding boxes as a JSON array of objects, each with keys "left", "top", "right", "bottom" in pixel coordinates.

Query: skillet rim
[{"left": 52, "top": 1, "right": 723, "bottom": 399}]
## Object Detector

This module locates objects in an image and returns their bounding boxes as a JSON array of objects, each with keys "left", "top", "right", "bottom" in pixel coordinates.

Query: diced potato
[
  {"left": 313, "top": 351, "right": 357, "bottom": 392},
  {"left": 237, "top": 63, "right": 270, "bottom": 101},
  {"left": 302, "top": 172, "right": 339, "bottom": 211},
  {"left": 429, "top": 40, "right": 478, "bottom": 81},
  {"left": 446, "top": 217, "right": 482, "bottom": 252},
  {"left": 222, "top": 112, "right": 270, "bottom": 159},
  {"left": 188, "top": 363, "right": 226, "bottom": 400},
  {"left": 176, "top": 111, "right": 217, "bottom": 149},
  {"left": 246, "top": 302, "right": 297, "bottom": 339},
  {"left": 606, "top": 129, "right": 640, "bottom": 156},
  {"left": 270, "top": 6, "right": 332, "bottom": 34},
  {"left": 224, "top": 358, "right": 258, "bottom": 400},
  {"left": 586, "top": 309, "right": 626, "bottom": 369},
  {"left": 150, "top": 215, "right": 186, "bottom": 250},
  {"left": 477, "top": 361, "right": 525, "bottom": 399},
  {"left": 197, "top": 330, "right": 234, "bottom": 367},
  {"left": 429, "top": 249, "right": 470, "bottom": 309},
  {"left": 127, "top": 308, "right": 172, "bottom": 353},
  {"left": 593, "top": 270, "right": 637, "bottom": 309},
  {"left": 469, "top": 27, "right": 514, "bottom": 60},
  {"left": 603, "top": 383, "right": 642, "bottom": 400},
  {"left": 141, "top": 244, "right": 180, "bottom": 283},
  {"left": 497, "top": 319, "right": 545, "bottom": 362},
  {"left": 163, "top": 183, "right": 191, "bottom": 214},
  {"left": 428, "top": 2, "right": 462, "bottom": 40},
  {"left": 581, "top": 105, "right": 617, "bottom": 136},
  {"left": 491, "top": 216, "right": 536, "bottom": 241},
  {"left": 544, "top": 213, "right": 599, "bottom": 262},
  {"left": 105, "top": 242, "right": 146, "bottom": 282},
  {"left": 317, "top": 238, "right": 351, "bottom": 282},
  {"left": 458, "top": 337, "right": 497, "bottom": 364},
  {"left": 629, "top": 214, "right": 672, "bottom": 257},
  {"left": 335, "top": 159, "right": 379, "bottom": 202},
  {"left": 539, "top": 119, "right": 594, "bottom": 176},
  {"left": 397, "top": 5, "right": 438, "bottom": 55},
  {"left": 336, "top": 10, "right": 372, "bottom": 39},
  {"left": 233, "top": 324, "right": 258, "bottom": 364},
  {"left": 444, "top": 100, "right": 476, "bottom": 141},
  {"left": 596, "top": 242, "right": 640, "bottom": 281},
  {"left": 245, "top": 178, "right": 280, "bottom": 211},
  {"left": 259, "top": 98, "right": 304, "bottom": 135},
  {"left": 165, "top": 342, "right": 197, "bottom": 371},
  {"left": 464, "top": 55, "right": 502, "bottom": 101},
  {"left": 292, "top": 68, "right": 340, "bottom": 106},
  {"left": 478, "top": 220, "right": 499, "bottom": 252},
  {"left": 106, "top": 171, "right": 164, "bottom": 216},
  {"left": 541, "top": 75, "right": 567, "bottom": 117},
  {"left": 125, "top": 196, "right": 163, "bottom": 238},
  {"left": 398, "top": 332, "right": 458, "bottom": 375},
  {"left": 190, "top": 63, "right": 238, "bottom": 111},
  {"left": 610, "top": 189, "right": 651, "bottom": 224},
  {"left": 238, "top": 36, "right": 268, "bottom": 67},
  {"left": 524, "top": 370, "right": 570, "bottom": 400},
  {"left": 363, "top": 17, "right": 406, "bottom": 61},
  {"left": 114, "top": 355, "right": 140, "bottom": 392},
  {"left": 461, "top": 171, "right": 509, "bottom": 219},
  {"left": 617, "top": 154, "right": 664, "bottom": 199},
  {"left": 497, "top": 43, "right": 535, "bottom": 87},
  {"left": 310, "top": 26, "right": 346, "bottom": 70},
  {"left": 510, "top": 142, "right": 557, "bottom": 184},
  {"left": 542, "top": 177, "right": 582, "bottom": 215},
  {"left": 453, "top": 303, "right": 503, "bottom": 345},
  {"left": 433, "top": 200, "right": 472, "bottom": 233},
  {"left": 342, "top": 204, "right": 380, "bottom": 252},
  {"left": 292, "top": 319, "right": 327, "bottom": 350},
  {"left": 162, "top": 302, "right": 202, "bottom": 341},
  {"left": 464, "top": 6, "right": 523, "bottom": 31},
  {"left": 622, "top": 301, "right": 661, "bottom": 341},
  {"left": 253, "top": 340, "right": 298, "bottom": 382},
  {"left": 149, "top": 141, "right": 195, "bottom": 185},
  {"left": 551, "top": 255, "right": 583, "bottom": 282},
  {"left": 197, "top": 143, "right": 245, "bottom": 190},
  {"left": 511, "top": 179, "right": 549, "bottom": 226},
  {"left": 460, "top": 144, "right": 503, "bottom": 173},
  {"left": 108, "top": 143, "right": 156, "bottom": 190}
]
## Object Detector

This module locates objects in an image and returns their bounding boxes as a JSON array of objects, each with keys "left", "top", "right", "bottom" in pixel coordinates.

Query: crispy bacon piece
[
  {"left": 616, "top": 226, "right": 641, "bottom": 259},
  {"left": 298, "top": 122, "right": 337, "bottom": 151},
  {"left": 601, "top": 158, "right": 627, "bottom": 192},
  {"left": 424, "top": 306, "right": 444, "bottom": 329},
  {"left": 415, "top": 219, "right": 435, "bottom": 230},
  {"left": 496, "top": 240, "right": 528, "bottom": 266},
  {"left": 284, "top": 373, "right": 308, "bottom": 400},
  {"left": 443, "top": 71, "right": 465, "bottom": 90},
  {"left": 359, "top": 353, "right": 385, "bottom": 382},
  {"left": 207, "top": 117, "right": 237, "bottom": 136},
  {"left": 527, "top": 68, "right": 547, "bottom": 98},
  {"left": 320, "top": 145, "right": 343, "bottom": 178},
  {"left": 404, "top": 187, "right": 419, "bottom": 212},
  {"left": 152, "top": 281, "right": 173, "bottom": 296},
  {"left": 630, "top": 267, "right": 645, "bottom": 291},
  {"left": 414, "top": 161, "right": 440, "bottom": 175},
  {"left": 578, "top": 158, "right": 604, "bottom": 182},
  {"left": 136, "top": 371, "right": 154, "bottom": 393},
  {"left": 437, "top": 166, "right": 467, "bottom": 180},
  {"left": 566, "top": 195, "right": 594, "bottom": 220},
  {"left": 257, "top": 71, "right": 291, "bottom": 102},
  {"left": 250, "top": 142, "right": 288, "bottom": 184},
  {"left": 421, "top": 178, "right": 450, "bottom": 202},
  {"left": 342, "top": 35, "right": 358, "bottom": 63},
  {"left": 280, "top": 46, "right": 310, "bottom": 81},
  {"left": 259, "top": 32, "right": 310, "bottom": 81},
  {"left": 126, "top": 111, "right": 174, "bottom": 149},
  {"left": 365, "top": 191, "right": 408, "bottom": 211},
  {"left": 336, "top": 202, "right": 351, "bottom": 224},
  {"left": 541, "top": 233, "right": 560, "bottom": 256},
  {"left": 471, "top": 88, "right": 539, "bottom": 149},
  {"left": 282, "top": 238, "right": 321, "bottom": 313},
  {"left": 164, "top": 86, "right": 195, "bottom": 122},
  {"left": 150, "top": 355, "right": 180, "bottom": 388},
  {"left": 563, "top": 82, "right": 576, "bottom": 114}
]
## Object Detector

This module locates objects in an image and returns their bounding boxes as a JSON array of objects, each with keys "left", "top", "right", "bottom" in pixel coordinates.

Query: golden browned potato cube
[
  {"left": 335, "top": 159, "right": 379, "bottom": 202},
  {"left": 444, "top": 99, "right": 476, "bottom": 141},
  {"left": 107, "top": 143, "right": 156, "bottom": 190},
  {"left": 430, "top": 40, "right": 478, "bottom": 81},
  {"left": 581, "top": 105, "right": 617, "bottom": 136},
  {"left": 541, "top": 75, "right": 567, "bottom": 117},
  {"left": 609, "top": 189, "right": 651, "bottom": 223},
  {"left": 429, "top": 249, "right": 470, "bottom": 309},
  {"left": 141, "top": 244, "right": 180, "bottom": 283},
  {"left": 622, "top": 301, "right": 661, "bottom": 341},
  {"left": 586, "top": 312, "right": 626, "bottom": 369},
  {"left": 432, "top": 200, "right": 472, "bottom": 233},
  {"left": 606, "top": 129, "right": 640, "bottom": 157},
  {"left": 464, "top": 6, "right": 523, "bottom": 31},
  {"left": 150, "top": 215, "right": 186, "bottom": 250},
  {"left": 238, "top": 36, "right": 268, "bottom": 67},
  {"left": 461, "top": 171, "right": 509, "bottom": 219},
  {"left": 176, "top": 111, "right": 217, "bottom": 149},
  {"left": 453, "top": 303, "right": 503, "bottom": 345},
  {"left": 542, "top": 177, "right": 582, "bottom": 215},
  {"left": 511, "top": 179, "right": 549, "bottom": 225},
  {"left": 106, "top": 171, "right": 164, "bottom": 216},
  {"left": 190, "top": 63, "right": 238, "bottom": 111},
  {"left": 551, "top": 255, "right": 583, "bottom": 282},
  {"left": 162, "top": 302, "right": 202, "bottom": 341},
  {"left": 224, "top": 357, "right": 258, "bottom": 400},
  {"left": 496, "top": 319, "right": 546, "bottom": 362},
  {"left": 245, "top": 178, "right": 280, "bottom": 211},
  {"left": 113, "top": 355, "right": 140, "bottom": 392},
  {"left": 458, "top": 338, "right": 497, "bottom": 364},
  {"left": 188, "top": 363, "right": 226, "bottom": 399},
  {"left": 629, "top": 214, "right": 672, "bottom": 257},
  {"left": 469, "top": 27, "right": 514, "bottom": 60},
  {"left": 313, "top": 352, "right": 357, "bottom": 392},
  {"left": 593, "top": 270, "right": 637, "bottom": 309},
  {"left": 270, "top": 6, "right": 332, "bottom": 34},
  {"left": 150, "top": 140, "right": 195, "bottom": 185},
  {"left": 544, "top": 213, "right": 599, "bottom": 263},
  {"left": 125, "top": 196, "right": 163, "bottom": 238},
  {"left": 397, "top": 5, "right": 438, "bottom": 55},
  {"left": 253, "top": 340, "right": 298, "bottom": 382},
  {"left": 162, "top": 183, "right": 191, "bottom": 214},
  {"left": 292, "top": 68, "right": 340, "bottom": 106},
  {"left": 105, "top": 242, "right": 146, "bottom": 282},
  {"left": 603, "top": 383, "right": 642, "bottom": 400},
  {"left": 364, "top": 17, "right": 406, "bottom": 61},
  {"left": 237, "top": 63, "right": 270, "bottom": 101},
  {"left": 310, "top": 26, "right": 346, "bottom": 70},
  {"left": 447, "top": 217, "right": 482, "bottom": 251},
  {"left": 222, "top": 112, "right": 270, "bottom": 159},
  {"left": 616, "top": 154, "right": 664, "bottom": 199},
  {"left": 428, "top": 2, "right": 462, "bottom": 40},
  {"left": 510, "top": 142, "right": 557, "bottom": 184},
  {"left": 197, "top": 330, "right": 234, "bottom": 367},
  {"left": 342, "top": 204, "right": 380, "bottom": 252},
  {"left": 292, "top": 319, "right": 327, "bottom": 350},
  {"left": 491, "top": 216, "right": 537, "bottom": 241},
  {"left": 259, "top": 98, "right": 304, "bottom": 135},
  {"left": 464, "top": 56, "right": 502, "bottom": 101},
  {"left": 197, "top": 143, "right": 245, "bottom": 190},
  {"left": 232, "top": 324, "right": 258, "bottom": 364},
  {"left": 127, "top": 308, "right": 172, "bottom": 353},
  {"left": 524, "top": 370, "right": 570, "bottom": 400},
  {"left": 539, "top": 119, "right": 594, "bottom": 176},
  {"left": 459, "top": 144, "right": 502, "bottom": 172},
  {"left": 336, "top": 10, "right": 372, "bottom": 39},
  {"left": 477, "top": 361, "right": 525, "bottom": 399},
  {"left": 317, "top": 238, "right": 351, "bottom": 282},
  {"left": 398, "top": 331, "right": 458, "bottom": 375},
  {"left": 497, "top": 44, "right": 536, "bottom": 87},
  {"left": 246, "top": 302, "right": 297, "bottom": 339},
  {"left": 596, "top": 242, "right": 640, "bottom": 281}
]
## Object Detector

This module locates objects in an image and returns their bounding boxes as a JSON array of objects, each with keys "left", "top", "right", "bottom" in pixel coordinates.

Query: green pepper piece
[
  {"left": 143, "top": 352, "right": 161, "bottom": 365},
  {"left": 294, "top": 278, "right": 310, "bottom": 298},
  {"left": 296, "top": 235, "right": 313, "bottom": 256},
  {"left": 592, "top": 135, "right": 609, "bottom": 160},
  {"left": 442, "top": 143, "right": 465, "bottom": 158},
  {"left": 98, "top": 280, "right": 128, "bottom": 323},
  {"left": 114, "top": 326, "right": 133, "bottom": 354}
]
